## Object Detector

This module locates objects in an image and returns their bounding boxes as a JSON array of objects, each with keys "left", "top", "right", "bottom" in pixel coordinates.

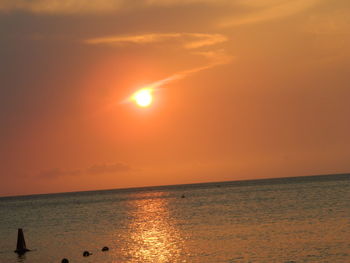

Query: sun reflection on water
[{"left": 124, "top": 192, "right": 185, "bottom": 262}]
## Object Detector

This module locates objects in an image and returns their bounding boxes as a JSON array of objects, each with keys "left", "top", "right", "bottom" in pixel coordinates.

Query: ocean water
[{"left": 0, "top": 174, "right": 349, "bottom": 263}]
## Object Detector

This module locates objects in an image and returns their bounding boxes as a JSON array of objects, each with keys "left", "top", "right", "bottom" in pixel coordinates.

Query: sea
[{"left": 0, "top": 174, "right": 349, "bottom": 263}]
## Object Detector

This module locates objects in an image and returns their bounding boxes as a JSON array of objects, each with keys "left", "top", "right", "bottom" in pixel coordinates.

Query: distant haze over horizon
[{"left": 1, "top": 0, "right": 350, "bottom": 196}]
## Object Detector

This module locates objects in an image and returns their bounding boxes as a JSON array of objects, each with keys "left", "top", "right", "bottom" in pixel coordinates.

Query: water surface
[{"left": 0, "top": 174, "right": 349, "bottom": 262}]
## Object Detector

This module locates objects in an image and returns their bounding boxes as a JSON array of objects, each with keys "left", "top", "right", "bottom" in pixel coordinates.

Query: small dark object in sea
[
  {"left": 102, "top": 246, "right": 109, "bottom": 251},
  {"left": 61, "top": 258, "right": 69, "bottom": 263},
  {"left": 14, "top": 228, "right": 30, "bottom": 254},
  {"left": 181, "top": 194, "right": 185, "bottom": 198},
  {"left": 83, "top": 251, "right": 91, "bottom": 257}
]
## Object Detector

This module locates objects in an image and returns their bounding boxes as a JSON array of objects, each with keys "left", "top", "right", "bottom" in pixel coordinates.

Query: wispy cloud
[
  {"left": 219, "top": 0, "right": 319, "bottom": 27},
  {"left": 87, "top": 163, "right": 130, "bottom": 174},
  {"left": 141, "top": 52, "right": 232, "bottom": 91},
  {"left": 183, "top": 33, "right": 227, "bottom": 49},
  {"left": 85, "top": 33, "right": 227, "bottom": 49},
  {"left": 0, "top": 0, "right": 227, "bottom": 14},
  {"left": 140, "top": 43, "right": 232, "bottom": 92},
  {"left": 86, "top": 32, "right": 232, "bottom": 96},
  {"left": 0, "top": 0, "right": 320, "bottom": 25},
  {"left": 0, "top": 0, "right": 124, "bottom": 14},
  {"left": 39, "top": 162, "right": 130, "bottom": 178}
]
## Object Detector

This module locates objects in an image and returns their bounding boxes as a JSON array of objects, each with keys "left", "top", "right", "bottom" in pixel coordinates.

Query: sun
[{"left": 132, "top": 88, "right": 153, "bottom": 107}]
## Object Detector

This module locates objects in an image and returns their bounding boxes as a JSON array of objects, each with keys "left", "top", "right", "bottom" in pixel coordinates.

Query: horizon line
[{"left": 1, "top": 172, "right": 349, "bottom": 199}]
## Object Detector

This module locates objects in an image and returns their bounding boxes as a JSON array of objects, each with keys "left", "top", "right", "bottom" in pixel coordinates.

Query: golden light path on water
[{"left": 123, "top": 192, "right": 185, "bottom": 262}]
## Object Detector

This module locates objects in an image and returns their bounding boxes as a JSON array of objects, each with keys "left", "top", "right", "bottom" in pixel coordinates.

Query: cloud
[
  {"left": 143, "top": 42, "right": 232, "bottom": 91},
  {"left": 85, "top": 33, "right": 227, "bottom": 49},
  {"left": 141, "top": 53, "right": 232, "bottom": 91},
  {"left": 86, "top": 31, "right": 231, "bottom": 97},
  {"left": 0, "top": 0, "right": 231, "bottom": 14},
  {"left": 87, "top": 163, "right": 130, "bottom": 174},
  {"left": 0, "top": 0, "right": 125, "bottom": 14},
  {"left": 0, "top": 0, "right": 228, "bottom": 14},
  {"left": 0, "top": 0, "right": 322, "bottom": 32},
  {"left": 39, "top": 162, "right": 130, "bottom": 178},
  {"left": 182, "top": 33, "right": 227, "bottom": 49},
  {"left": 219, "top": 0, "right": 320, "bottom": 27},
  {"left": 0, "top": 0, "right": 320, "bottom": 25}
]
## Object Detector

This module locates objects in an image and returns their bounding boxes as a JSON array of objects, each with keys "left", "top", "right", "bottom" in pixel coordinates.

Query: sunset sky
[{"left": 1, "top": 0, "right": 350, "bottom": 196}]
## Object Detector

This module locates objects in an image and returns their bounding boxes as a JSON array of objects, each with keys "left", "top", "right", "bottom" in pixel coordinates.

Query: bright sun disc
[{"left": 133, "top": 88, "right": 153, "bottom": 107}]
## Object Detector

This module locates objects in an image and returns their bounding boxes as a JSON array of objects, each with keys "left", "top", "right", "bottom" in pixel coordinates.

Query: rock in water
[{"left": 83, "top": 251, "right": 91, "bottom": 257}]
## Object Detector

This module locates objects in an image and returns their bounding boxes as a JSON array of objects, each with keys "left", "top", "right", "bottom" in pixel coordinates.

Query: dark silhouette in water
[
  {"left": 61, "top": 258, "right": 69, "bottom": 263},
  {"left": 181, "top": 194, "right": 185, "bottom": 198},
  {"left": 14, "top": 228, "right": 30, "bottom": 254},
  {"left": 83, "top": 251, "right": 91, "bottom": 257},
  {"left": 102, "top": 246, "right": 109, "bottom": 251}
]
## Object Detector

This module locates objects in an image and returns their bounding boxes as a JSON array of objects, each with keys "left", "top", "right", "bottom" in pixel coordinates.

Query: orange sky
[{"left": 1, "top": 0, "right": 350, "bottom": 196}]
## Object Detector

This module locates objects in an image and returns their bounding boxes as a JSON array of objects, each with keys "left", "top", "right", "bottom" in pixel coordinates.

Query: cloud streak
[
  {"left": 86, "top": 32, "right": 231, "bottom": 99},
  {"left": 0, "top": 0, "right": 124, "bottom": 14},
  {"left": 0, "top": 0, "right": 320, "bottom": 26},
  {"left": 85, "top": 33, "right": 227, "bottom": 50},
  {"left": 87, "top": 163, "right": 130, "bottom": 174},
  {"left": 39, "top": 162, "right": 130, "bottom": 178},
  {"left": 141, "top": 52, "right": 231, "bottom": 91},
  {"left": 0, "top": 0, "right": 225, "bottom": 14},
  {"left": 219, "top": 0, "right": 319, "bottom": 27},
  {"left": 137, "top": 37, "right": 232, "bottom": 93}
]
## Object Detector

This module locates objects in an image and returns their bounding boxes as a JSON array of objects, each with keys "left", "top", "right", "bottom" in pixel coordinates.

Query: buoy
[
  {"left": 61, "top": 258, "right": 69, "bottom": 263},
  {"left": 102, "top": 246, "right": 109, "bottom": 251},
  {"left": 83, "top": 251, "right": 91, "bottom": 257},
  {"left": 14, "top": 228, "right": 30, "bottom": 254}
]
